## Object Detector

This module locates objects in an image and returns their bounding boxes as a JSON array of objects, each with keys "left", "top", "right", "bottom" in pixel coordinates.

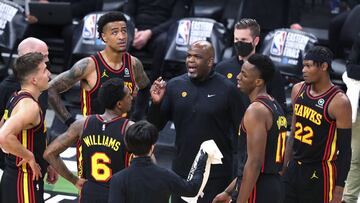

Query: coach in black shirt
[
  {"left": 215, "top": 18, "right": 286, "bottom": 111},
  {"left": 148, "top": 41, "right": 245, "bottom": 203}
]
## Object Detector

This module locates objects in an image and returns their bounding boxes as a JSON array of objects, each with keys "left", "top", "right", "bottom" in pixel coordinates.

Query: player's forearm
[
  {"left": 236, "top": 160, "right": 261, "bottom": 203},
  {"left": 282, "top": 135, "right": 294, "bottom": 174},
  {"left": 48, "top": 87, "right": 72, "bottom": 122},
  {"left": 44, "top": 153, "right": 78, "bottom": 185},
  {"left": 0, "top": 133, "right": 34, "bottom": 161}
]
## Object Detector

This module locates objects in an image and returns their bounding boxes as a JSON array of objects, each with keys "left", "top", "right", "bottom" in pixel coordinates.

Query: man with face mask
[{"left": 215, "top": 18, "right": 286, "bottom": 110}]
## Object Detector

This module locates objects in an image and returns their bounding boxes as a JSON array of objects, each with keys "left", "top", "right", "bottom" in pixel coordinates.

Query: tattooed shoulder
[
  {"left": 132, "top": 56, "right": 150, "bottom": 89},
  {"left": 49, "top": 57, "right": 94, "bottom": 92}
]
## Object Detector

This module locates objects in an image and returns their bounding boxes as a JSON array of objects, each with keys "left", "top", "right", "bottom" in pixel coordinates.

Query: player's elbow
[
  {"left": 0, "top": 132, "right": 11, "bottom": 149},
  {"left": 43, "top": 148, "right": 55, "bottom": 162}
]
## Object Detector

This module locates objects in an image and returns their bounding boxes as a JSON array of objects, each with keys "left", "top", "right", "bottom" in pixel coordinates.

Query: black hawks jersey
[
  {"left": 77, "top": 115, "right": 130, "bottom": 187},
  {"left": 293, "top": 83, "right": 342, "bottom": 163},
  {"left": 2, "top": 92, "right": 47, "bottom": 172},
  {"left": 237, "top": 96, "right": 287, "bottom": 177},
  {"left": 81, "top": 52, "right": 136, "bottom": 116}
]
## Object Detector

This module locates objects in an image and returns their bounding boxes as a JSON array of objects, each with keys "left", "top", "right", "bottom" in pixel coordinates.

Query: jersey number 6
[{"left": 91, "top": 152, "right": 112, "bottom": 182}]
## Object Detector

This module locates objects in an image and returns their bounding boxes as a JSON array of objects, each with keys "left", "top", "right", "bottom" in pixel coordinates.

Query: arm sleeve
[
  {"left": 131, "top": 84, "right": 150, "bottom": 121},
  {"left": 169, "top": 152, "right": 207, "bottom": 197},
  {"left": 335, "top": 128, "right": 352, "bottom": 187},
  {"left": 151, "top": 0, "right": 192, "bottom": 37}
]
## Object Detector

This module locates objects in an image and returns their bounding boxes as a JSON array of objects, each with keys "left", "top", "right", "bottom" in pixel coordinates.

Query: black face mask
[
  {"left": 45, "top": 61, "right": 51, "bottom": 72},
  {"left": 234, "top": 41, "right": 254, "bottom": 57}
]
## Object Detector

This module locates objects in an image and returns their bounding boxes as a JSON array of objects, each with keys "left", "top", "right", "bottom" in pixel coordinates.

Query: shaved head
[
  {"left": 17, "top": 37, "right": 49, "bottom": 61},
  {"left": 191, "top": 40, "right": 214, "bottom": 58}
]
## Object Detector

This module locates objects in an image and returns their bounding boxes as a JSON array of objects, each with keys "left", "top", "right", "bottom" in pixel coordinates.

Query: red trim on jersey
[
  {"left": 323, "top": 89, "right": 342, "bottom": 123},
  {"left": 322, "top": 162, "right": 329, "bottom": 203},
  {"left": 306, "top": 85, "right": 336, "bottom": 100},
  {"left": 83, "top": 116, "right": 91, "bottom": 129},
  {"left": 323, "top": 122, "right": 336, "bottom": 161},
  {"left": 121, "top": 119, "right": 129, "bottom": 134},
  {"left": 29, "top": 174, "right": 35, "bottom": 203},
  {"left": 95, "top": 114, "right": 124, "bottom": 124},
  {"left": 97, "top": 52, "right": 125, "bottom": 73},
  {"left": 17, "top": 170, "right": 23, "bottom": 203},
  {"left": 127, "top": 54, "right": 136, "bottom": 86},
  {"left": 294, "top": 82, "right": 307, "bottom": 102},
  {"left": 81, "top": 55, "right": 101, "bottom": 115}
]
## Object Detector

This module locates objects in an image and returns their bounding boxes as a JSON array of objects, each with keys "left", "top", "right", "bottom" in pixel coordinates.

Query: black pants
[
  {"left": 79, "top": 181, "right": 109, "bottom": 203},
  {"left": 0, "top": 167, "right": 44, "bottom": 203},
  {"left": 283, "top": 160, "right": 336, "bottom": 203}
]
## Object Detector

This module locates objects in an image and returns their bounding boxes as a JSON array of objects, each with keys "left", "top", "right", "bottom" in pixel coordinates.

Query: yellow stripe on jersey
[
  {"left": 2, "top": 109, "right": 8, "bottom": 120},
  {"left": 281, "top": 132, "right": 286, "bottom": 159},
  {"left": 82, "top": 89, "right": 88, "bottom": 117},
  {"left": 21, "top": 130, "right": 28, "bottom": 173},
  {"left": 78, "top": 145, "right": 83, "bottom": 177},
  {"left": 276, "top": 133, "right": 282, "bottom": 162},
  {"left": 327, "top": 131, "right": 337, "bottom": 201},
  {"left": 21, "top": 130, "right": 30, "bottom": 203},
  {"left": 23, "top": 171, "right": 30, "bottom": 203}
]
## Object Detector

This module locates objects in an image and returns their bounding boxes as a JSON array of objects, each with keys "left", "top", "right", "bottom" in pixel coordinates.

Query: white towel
[
  {"left": 343, "top": 72, "right": 360, "bottom": 123},
  {"left": 181, "top": 140, "right": 223, "bottom": 203}
]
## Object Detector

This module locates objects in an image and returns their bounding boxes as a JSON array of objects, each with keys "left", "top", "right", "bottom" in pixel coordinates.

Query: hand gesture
[
  {"left": 150, "top": 77, "right": 166, "bottom": 104},
  {"left": 212, "top": 192, "right": 231, "bottom": 203},
  {"left": 17, "top": 155, "right": 42, "bottom": 181},
  {"left": 75, "top": 178, "right": 87, "bottom": 190},
  {"left": 46, "top": 165, "right": 59, "bottom": 184}
]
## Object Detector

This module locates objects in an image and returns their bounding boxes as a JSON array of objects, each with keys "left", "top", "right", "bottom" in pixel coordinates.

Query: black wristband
[{"left": 65, "top": 116, "right": 76, "bottom": 127}]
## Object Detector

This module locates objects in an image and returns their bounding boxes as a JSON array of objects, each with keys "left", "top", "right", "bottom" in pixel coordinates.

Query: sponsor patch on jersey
[
  {"left": 124, "top": 68, "right": 130, "bottom": 77},
  {"left": 316, "top": 98, "right": 325, "bottom": 109}
]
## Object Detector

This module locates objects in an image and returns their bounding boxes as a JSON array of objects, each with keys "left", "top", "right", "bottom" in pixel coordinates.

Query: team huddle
[{"left": 0, "top": 12, "right": 352, "bottom": 203}]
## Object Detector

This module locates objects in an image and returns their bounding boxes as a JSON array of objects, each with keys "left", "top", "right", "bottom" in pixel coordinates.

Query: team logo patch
[
  {"left": 181, "top": 91, "right": 187, "bottom": 97},
  {"left": 101, "top": 70, "right": 109, "bottom": 78},
  {"left": 227, "top": 73, "right": 233, "bottom": 79}
]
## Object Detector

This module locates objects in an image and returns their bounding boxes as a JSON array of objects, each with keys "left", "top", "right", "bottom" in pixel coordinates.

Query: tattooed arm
[
  {"left": 130, "top": 56, "right": 150, "bottom": 121},
  {"left": 43, "top": 119, "right": 86, "bottom": 188},
  {"left": 131, "top": 56, "right": 150, "bottom": 89},
  {"left": 48, "top": 58, "right": 94, "bottom": 122}
]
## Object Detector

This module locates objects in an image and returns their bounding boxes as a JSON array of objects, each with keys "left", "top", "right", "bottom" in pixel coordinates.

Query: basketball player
[
  {"left": 48, "top": 11, "right": 150, "bottom": 125},
  {"left": 0, "top": 52, "right": 50, "bottom": 203},
  {"left": 44, "top": 78, "right": 134, "bottom": 202},
  {"left": 283, "top": 46, "right": 352, "bottom": 203},
  {"left": 213, "top": 54, "right": 287, "bottom": 203}
]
